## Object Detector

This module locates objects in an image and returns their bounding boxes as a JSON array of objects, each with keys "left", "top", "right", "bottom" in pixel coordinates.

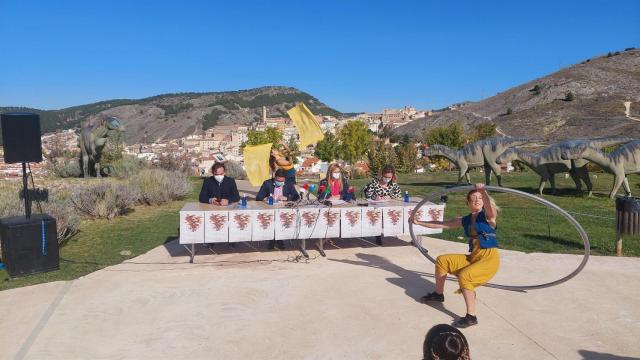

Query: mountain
[
  {"left": 0, "top": 86, "right": 342, "bottom": 145},
  {"left": 394, "top": 48, "right": 640, "bottom": 141}
]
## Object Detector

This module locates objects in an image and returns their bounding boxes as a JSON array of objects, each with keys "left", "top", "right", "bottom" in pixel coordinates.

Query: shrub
[
  {"left": 131, "top": 169, "right": 192, "bottom": 205},
  {"left": 71, "top": 182, "right": 139, "bottom": 219},
  {"left": 104, "top": 155, "right": 145, "bottom": 179},
  {"left": 157, "top": 153, "right": 192, "bottom": 174},
  {"left": 565, "top": 91, "right": 575, "bottom": 102},
  {"left": 48, "top": 158, "right": 82, "bottom": 178},
  {"left": 0, "top": 187, "right": 80, "bottom": 244},
  {"left": 225, "top": 160, "right": 247, "bottom": 180}
]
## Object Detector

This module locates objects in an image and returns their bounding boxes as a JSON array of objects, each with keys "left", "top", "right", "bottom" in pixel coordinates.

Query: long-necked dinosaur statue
[
  {"left": 496, "top": 137, "right": 635, "bottom": 195},
  {"left": 78, "top": 116, "right": 125, "bottom": 177},
  {"left": 496, "top": 147, "right": 590, "bottom": 195},
  {"left": 424, "top": 137, "right": 535, "bottom": 186},
  {"left": 561, "top": 139, "right": 640, "bottom": 199}
]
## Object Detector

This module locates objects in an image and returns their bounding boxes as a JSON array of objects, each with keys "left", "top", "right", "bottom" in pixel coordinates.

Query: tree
[
  {"left": 423, "top": 122, "right": 464, "bottom": 149},
  {"left": 242, "top": 127, "right": 283, "bottom": 148},
  {"left": 531, "top": 84, "right": 542, "bottom": 95},
  {"left": 506, "top": 107, "right": 513, "bottom": 115},
  {"left": 472, "top": 122, "right": 497, "bottom": 141},
  {"left": 286, "top": 136, "right": 300, "bottom": 164},
  {"left": 395, "top": 143, "right": 419, "bottom": 173},
  {"left": 565, "top": 91, "right": 575, "bottom": 102},
  {"left": 367, "top": 141, "right": 399, "bottom": 176},
  {"left": 314, "top": 131, "right": 340, "bottom": 162},
  {"left": 337, "top": 121, "right": 372, "bottom": 165}
]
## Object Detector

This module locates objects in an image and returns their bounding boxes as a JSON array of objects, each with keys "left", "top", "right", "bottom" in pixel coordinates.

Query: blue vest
[{"left": 461, "top": 210, "right": 498, "bottom": 252}]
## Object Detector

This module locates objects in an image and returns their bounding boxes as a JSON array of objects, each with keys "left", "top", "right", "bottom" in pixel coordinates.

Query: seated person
[
  {"left": 256, "top": 169, "right": 300, "bottom": 202},
  {"left": 423, "top": 324, "right": 470, "bottom": 360},
  {"left": 363, "top": 164, "right": 402, "bottom": 200},
  {"left": 318, "top": 163, "right": 352, "bottom": 201},
  {"left": 198, "top": 162, "right": 240, "bottom": 206}
]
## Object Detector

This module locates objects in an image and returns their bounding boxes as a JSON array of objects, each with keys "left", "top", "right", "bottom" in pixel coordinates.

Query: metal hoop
[{"left": 409, "top": 185, "right": 590, "bottom": 291}]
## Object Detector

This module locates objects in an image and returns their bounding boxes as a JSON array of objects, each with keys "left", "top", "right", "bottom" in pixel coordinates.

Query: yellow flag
[
  {"left": 243, "top": 143, "right": 273, "bottom": 187},
  {"left": 287, "top": 103, "right": 324, "bottom": 148}
]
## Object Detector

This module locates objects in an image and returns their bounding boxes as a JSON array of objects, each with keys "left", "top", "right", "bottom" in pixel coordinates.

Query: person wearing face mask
[
  {"left": 318, "top": 163, "right": 352, "bottom": 201},
  {"left": 198, "top": 162, "right": 241, "bottom": 206},
  {"left": 363, "top": 164, "right": 402, "bottom": 201},
  {"left": 255, "top": 169, "right": 300, "bottom": 203},
  {"left": 255, "top": 169, "right": 300, "bottom": 250}
]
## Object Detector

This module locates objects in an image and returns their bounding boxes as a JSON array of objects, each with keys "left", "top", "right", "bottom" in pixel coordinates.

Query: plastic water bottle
[
  {"left": 404, "top": 191, "right": 410, "bottom": 203},
  {"left": 268, "top": 193, "right": 274, "bottom": 205},
  {"left": 241, "top": 193, "right": 247, "bottom": 207}
]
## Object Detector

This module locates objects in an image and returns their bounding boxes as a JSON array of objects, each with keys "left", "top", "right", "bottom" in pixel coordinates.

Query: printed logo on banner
[
  {"left": 383, "top": 206, "right": 404, "bottom": 237},
  {"left": 204, "top": 211, "right": 229, "bottom": 243},
  {"left": 180, "top": 212, "right": 205, "bottom": 244}
]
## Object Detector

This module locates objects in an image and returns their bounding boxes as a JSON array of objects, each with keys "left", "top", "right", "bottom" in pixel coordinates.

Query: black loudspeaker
[
  {"left": 0, "top": 214, "right": 59, "bottom": 277},
  {"left": 0, "top": 112, "right": 43, "bottom": 164}
]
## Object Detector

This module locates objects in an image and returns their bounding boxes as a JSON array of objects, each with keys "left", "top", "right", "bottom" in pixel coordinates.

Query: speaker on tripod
[{"left": 0, "top": 112, "right": 59, "bottom": 277}]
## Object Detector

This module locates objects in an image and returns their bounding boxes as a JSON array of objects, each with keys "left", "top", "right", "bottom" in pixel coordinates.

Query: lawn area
[
  {"left": 2, "top": 171, "right": 639, "bottom": 291},
  {"left": 0, "top": 178, "right": 202, "bottom": 291}
]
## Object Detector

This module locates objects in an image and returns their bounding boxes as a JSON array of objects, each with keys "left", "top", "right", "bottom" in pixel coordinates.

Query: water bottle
[
  {"left": 241, "top": 193, "right": 247, "bottom": 207},
  {"left": 404, "top": 190, "right": 410, "bottom": 203},
  {"left": 268, "top": 193, "right": 274, "bottom": 205}
]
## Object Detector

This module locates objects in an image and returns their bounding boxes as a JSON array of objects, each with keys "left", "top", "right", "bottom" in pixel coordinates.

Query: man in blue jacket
[
  {"left": 256, "top": 169, "right": 300, "bottom": 250},
  {"left": 199, "top": 162, "right": 241, "bottom": 206},
  {"left": 255, "top": 169, "right": 300, "bottom": 203}
]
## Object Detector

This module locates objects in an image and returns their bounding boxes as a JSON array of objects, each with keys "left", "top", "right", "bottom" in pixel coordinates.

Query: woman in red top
[{"left": 318, "top": 163, "right": 351, "bottom": 200}]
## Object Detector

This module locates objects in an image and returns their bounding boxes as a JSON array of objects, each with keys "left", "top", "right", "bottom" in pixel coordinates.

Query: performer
[
  {"left": 411, "top": 183, "right": 500, "bottom": 328},
  {"left": 198, "top": 162, "right": 241, "bottom": 205},
  {"left": 270, "top": 140, "right": 297, "bottom": 185},
  {"left": 256, "top": 169, "right": 300, "bottom": 202},
  {"left": 318, "top": 163, "right": 352, "bottom": 201},
  {"left": 363, "top": 164, "right": 402, "bottom": 200}
]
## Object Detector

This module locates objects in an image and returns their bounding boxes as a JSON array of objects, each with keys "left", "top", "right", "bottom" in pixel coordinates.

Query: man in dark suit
[
  {"left": 199, "top": 162, "right": 241, "bottom": 206},
  {"left": 255, "top": 169, "right": 300, "bottom": 203},
  {"left": 255, "top": 169, "right": 300, "bottom": 250}
]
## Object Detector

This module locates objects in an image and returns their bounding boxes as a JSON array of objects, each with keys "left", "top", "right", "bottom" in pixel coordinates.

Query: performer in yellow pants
[{"left": 411, "top": 183, "right": 500, "bottom": 328}]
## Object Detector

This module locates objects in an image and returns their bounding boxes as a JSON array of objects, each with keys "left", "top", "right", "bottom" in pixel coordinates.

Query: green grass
[
  {"left": 2, "top": 171, "right": 639, "bottom": 291},
  {"left": 352, "top": 170, "right": 640, "bottom": 257},
  {"left": 0, "top": 178, "right": 201, "bottom": 291}
]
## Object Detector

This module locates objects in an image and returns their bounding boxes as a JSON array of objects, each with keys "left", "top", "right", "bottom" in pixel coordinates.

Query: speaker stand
[{"left": 21, "top": 162, "right": 32, "bottom": 219}]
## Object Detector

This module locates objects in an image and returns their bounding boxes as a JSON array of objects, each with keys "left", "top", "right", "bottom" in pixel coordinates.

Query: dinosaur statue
[
  {"left": 424, "top": 137, "right": 535, "bottom": 186},
  {"left": 78, "top": 116, "right": 125, "bottom": 177},
  {"left": 496, "top": 147, "right": 591, "bottom": 195},
  {"left": 495, "top": 138, "right": 634, "bottom": 195},
  {"left": 561, "top": 139, "right": 640, "bottom": 199}
]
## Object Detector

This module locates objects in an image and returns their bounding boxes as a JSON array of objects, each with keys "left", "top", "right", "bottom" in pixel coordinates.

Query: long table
[{"left": 179, "top": 199, "right": 445, "bottom": 262}]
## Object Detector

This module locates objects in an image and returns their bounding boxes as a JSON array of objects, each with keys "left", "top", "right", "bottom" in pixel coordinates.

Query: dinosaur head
[
  {"left": 106, "top": 117, "right": 125, "bottom": 132},
  {"left": 560, "top": 143, "right": 590, "bottom": 160}
]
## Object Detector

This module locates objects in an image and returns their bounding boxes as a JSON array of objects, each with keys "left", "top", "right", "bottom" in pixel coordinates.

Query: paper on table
[{"left": 328, "top": 199, "right": 346, "bottom": 205}]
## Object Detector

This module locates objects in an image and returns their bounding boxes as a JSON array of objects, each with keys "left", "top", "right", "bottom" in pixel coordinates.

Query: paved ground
[{"left": 1, "top": 235, "right": 639, "bottom": 360}]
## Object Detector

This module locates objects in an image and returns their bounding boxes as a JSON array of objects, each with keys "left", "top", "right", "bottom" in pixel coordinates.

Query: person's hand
[
  {"left": 278, "top": 196, "right": 288, "bottom": 201},
  {"left": 219, "top": 199, "right": 229, "bottom": 206},
  {"left": 474, "top": 183, "right": 485, "bottom": 191},
  {"left": 330, "top": 195, "right": 340, "bottom": 200},
  {"left": 209, "top": 198, "right": 219, "bottom": 205},
  {"left": 409, "top": 214, "right": 418, "bottom": 225}
]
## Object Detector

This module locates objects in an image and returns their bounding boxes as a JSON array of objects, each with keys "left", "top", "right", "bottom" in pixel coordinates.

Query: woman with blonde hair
[
  {"left": 318, "top": 163, "right": 352, "bottom": 201},
  {"left": 411, "top": 183, "right": 500, "bottom": 328}
]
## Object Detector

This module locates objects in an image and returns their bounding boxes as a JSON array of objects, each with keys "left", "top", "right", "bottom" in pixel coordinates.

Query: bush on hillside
[
  {"left": 131, "top": 169, "right": 192, "bottom": 205},
  {"left": 71, "top": 182, "right": 139, "bottom": 219},
  {"left": 225, "top": 160, "right": 247, "bottom": 180}
]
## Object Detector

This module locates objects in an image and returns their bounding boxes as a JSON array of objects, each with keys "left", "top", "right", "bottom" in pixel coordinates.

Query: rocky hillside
[
  {"left": 395, "top": 48, "right": 640, "bottom": 141},
  {"left": 0, "top": 86, "right": 341, "bottom": 145}
]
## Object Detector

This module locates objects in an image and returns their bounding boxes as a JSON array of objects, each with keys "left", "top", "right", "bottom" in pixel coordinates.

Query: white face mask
[
  {"left": 214, "top": 175, "right": 224, "bottom": 182},
  {"left": 382, "top": 177, "right": 392, "bottom": 184},
  {"left": 332, "top": 172, "right": 341, "bottom": 180}
]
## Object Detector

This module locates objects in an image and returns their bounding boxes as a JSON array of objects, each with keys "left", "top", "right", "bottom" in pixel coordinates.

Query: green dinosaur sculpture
[
  {"left": 561, "top": 139, "right": 640, "bottom": 199},
  {"left": 496, "top": 138, "right": 634, "bottom": 195},
  {"left": 424, "top": 137, "right": 535, "bottom": 186},
  {"left": 78, "top": 116, "right": 125, "bottom": 177}
]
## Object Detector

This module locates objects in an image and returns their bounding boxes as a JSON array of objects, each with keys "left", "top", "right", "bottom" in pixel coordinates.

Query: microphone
[
  {"left": 348, "top": 186, "right": 356, "bottom": 202},
  {"left": 318, "top": 184, "right": 326, "bottom": 199}
]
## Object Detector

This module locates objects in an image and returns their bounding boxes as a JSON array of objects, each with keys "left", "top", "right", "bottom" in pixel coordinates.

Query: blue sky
[{"left": 1, "top": 0, "right": 638, "bottom": 112}]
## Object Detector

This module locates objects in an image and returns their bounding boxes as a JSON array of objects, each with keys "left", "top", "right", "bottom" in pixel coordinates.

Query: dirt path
[{"left": 624, "top": 101, "right": 640, "bottom": 122}]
